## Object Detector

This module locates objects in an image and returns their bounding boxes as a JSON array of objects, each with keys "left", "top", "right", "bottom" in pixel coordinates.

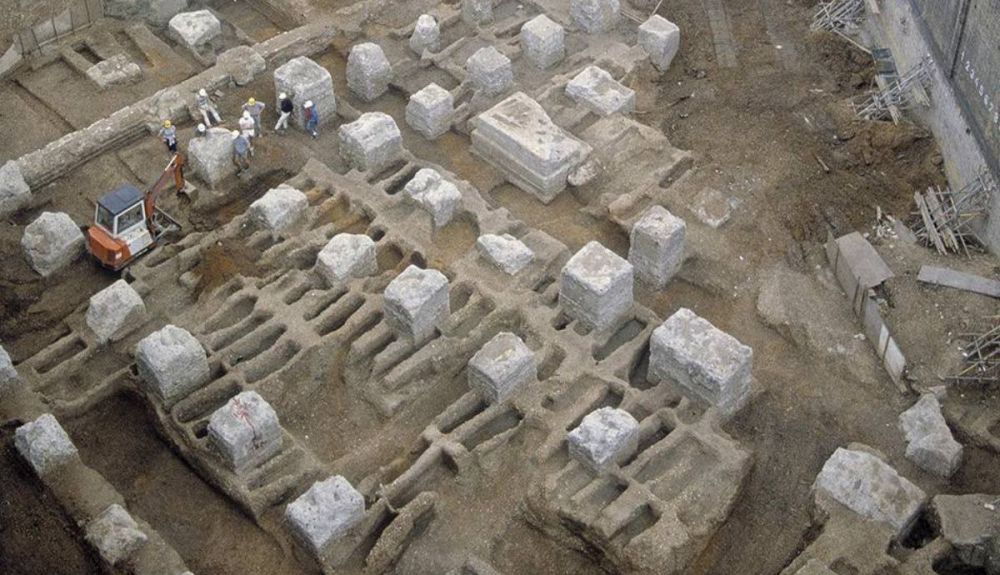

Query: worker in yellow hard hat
[
  {"left": 242, "top": 97, "right": 266, "bottom": 138},
  {"left": 158, "top": 119, "right": 177, "bottom": 153}
]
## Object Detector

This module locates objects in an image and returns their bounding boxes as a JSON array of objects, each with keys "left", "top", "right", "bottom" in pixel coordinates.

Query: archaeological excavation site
[{"left": 1, "top": 0, "right": 999, "bottom": 573}]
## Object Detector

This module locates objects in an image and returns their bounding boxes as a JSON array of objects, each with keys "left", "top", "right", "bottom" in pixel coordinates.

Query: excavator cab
[{"left": 86, "top": 154, "right": 184, "bottom": 271}]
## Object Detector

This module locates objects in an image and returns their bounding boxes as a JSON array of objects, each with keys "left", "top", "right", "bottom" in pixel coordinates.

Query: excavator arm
[{"left": 143, "top": 153, "right": 185, "bottom": 222}]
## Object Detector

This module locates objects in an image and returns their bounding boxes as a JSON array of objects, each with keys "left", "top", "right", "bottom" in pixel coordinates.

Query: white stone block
[
  {"left": 338, "top": 112, "right": 404, "bottom": 174},
  {"left": 15, "top": 413, "right": 78, "bottom": 476},
  {"left": 476, "top": 233, "right": 534, "bottom": 275},
  {"left": 560, "top": 241, "right": 633, "bottom": 330},
  {"left": 189, "top": 127, "right": 236, "bottom": 187},
  {"left": 168, "top": 10, "right": 220, "bottom": 50},
  {"left": 649, "top": 308, "right": 752, "bottom": 417},
  {"left": 628, "top": 205, "right": 685, "bottom": 288},
  {"left": 86, "top": 54, "right": 142, "bottom": 90},
  {"left": 406, "top": 83, "right": 454, "bottom": 140},
  {"left": 315, "top": 233, "right": 377, "bottom": 287},
  {"left": 568, "top": 407, "right": 638, "bottom": 470},
  {"left": 384, "top": 265, "right": 449, "bottom": 344},
  {"left": 273, "top": 56, "right": 336, "bottom": 128},
  {"left": 410, "top": 14, "right": 440, "bottom": 55},
  {"left": 899, "top": 394, "right": 963, "bottom": 477},
  {"left": 86, "top": 279, "right": 146, "bottom": 344},
  {"left": 571, "top": 0, "right": 620, "bottom": 33},
  {"left": 208, "top": 391, "right": 282, "bottom": 473},
  {"left": 403, "top": 168, "right": 462, "bottom": 228},
  {"left": 0, "top": 344, "right": 18, "bottom": 394},
  {"left": 85, "top": 504, "right": 148, "bottom": 566},
  {"left": 21, "top": 211, "right": 84, "bottom": 277},
  {"left": 462, "top": 0, "right": 493, "bottom": 25},
  {"left": 347, "top": 42, "right": 392, "bottom": 102},
  {"left": 566, "top": 66, "right": 635, "bottom": 116},
  {"left": 286, "top": 476, "right": 365, "bottom": 556},
  {"left": 639, "top": 15, "right": 680, "bottom": 72},
  {"left": 248, "top": 185, "right": 308, "bottom": 232},
  {"left": 136, "top": 325, "right": 210, "bottom": 406},
  {"left": 0, "top": 160, "right": 30, "bottom": 218},
  {"left": 466, "top": 46, "right": 513, "bottom": 97},
  {"left": 521, "top": 15, "right": 565, "bottom": 69},
  {"left": 468, "top": 332, "right": 535, "bottom": 403}
]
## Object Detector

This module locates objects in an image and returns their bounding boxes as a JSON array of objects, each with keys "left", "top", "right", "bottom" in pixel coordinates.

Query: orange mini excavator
[{"left": 86, "top": 154, "right": 184, "bottom": 271}]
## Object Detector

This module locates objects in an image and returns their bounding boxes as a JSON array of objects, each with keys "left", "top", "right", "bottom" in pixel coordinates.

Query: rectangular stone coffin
[{"left": 471, "top": 92, "right": 591, "bottom": 203}]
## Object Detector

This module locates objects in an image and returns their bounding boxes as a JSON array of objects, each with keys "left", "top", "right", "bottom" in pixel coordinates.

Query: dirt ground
[{"left": 1, "top": 0, "right": 998, "bottom": 574}]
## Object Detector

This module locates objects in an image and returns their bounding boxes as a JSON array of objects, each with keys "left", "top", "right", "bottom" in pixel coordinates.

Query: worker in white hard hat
[
  {"left": 275, "top": 92, "right": 294, "bottom": 134},
  {"left": 304, "top": 100, "right": 319, "bottom": 139},
  {"left": 232, "top": 129, "right": 251, "bottom": 174},
  {"left": 196, "top": 88, "right": 222, "bottom": 126},
  {"left": 195, "top": 123, "right": 207, "bottom": 138}
]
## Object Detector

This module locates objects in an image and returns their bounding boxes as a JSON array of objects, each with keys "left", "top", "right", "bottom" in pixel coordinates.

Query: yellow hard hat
[
  {"left": 163, "top": 120, "right": 172, "bottom": 127},
  {"left": 248, "top": 97, "right": 256, "bottom": 105}
]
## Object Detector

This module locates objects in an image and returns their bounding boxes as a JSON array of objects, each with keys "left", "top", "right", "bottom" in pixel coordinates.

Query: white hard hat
[
  {"left": 304, "top": 100, "right": 314, "bottom": 108},
  {"left": 231, "top": 130, "right": 241, "bottom": 139},
  {"left": 243, "top": 110, "right": 251, "bottom": 118},
  {"left": 197, "top": 123, "right": 206, "bottom": 132},
  {"left": 199, "top": 88, "right": 207, "bottom": 97},
  {"left": 279, "top": 92, "right": 288, "bottom": 100}
]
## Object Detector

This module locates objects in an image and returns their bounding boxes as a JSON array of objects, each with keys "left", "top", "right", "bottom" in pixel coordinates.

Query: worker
[
  {"left": 275, "top": 92, "right": 294, "bottom": 134},
  {"left": 304, "top": 100, "right": 319, "bottom": 139},
  {"left": 232, "top": 130, "right": 251, "bottom": 174},
  {"left": 242, "top": 97, "right": 266, "bottom": 138},
  {"left": 239, "top": 110, "right": 256, "bottom": 154},
  {"left": 195, "top": 123, "right": 207, "bottom": 138},
  {"left": 197, "top": 88, "right": 222, "bottom": 127},
  {"left": 159, "top": 120, "right": 177, "bottom": 153}
]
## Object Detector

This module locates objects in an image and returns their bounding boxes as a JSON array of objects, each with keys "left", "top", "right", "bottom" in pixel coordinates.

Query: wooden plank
[
  {"left": 915, "top": 191, "right": 947, "bottom": 254},
  {"left": 917, "top": 266, "right": 1000, "bottom": 298},
  {"left": 924, "top": 187, "right": 958, "bottom": 251}
]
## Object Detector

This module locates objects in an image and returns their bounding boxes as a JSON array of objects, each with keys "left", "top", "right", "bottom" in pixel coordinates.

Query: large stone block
[
  {"left": 406, "top": 83, "right": 454, "bottom": 140},
  {"left": 462, "top": 0, "right": 493, "bottom": 25},
  {"left": 248, "top": 185, "right": 308, "bottom": 232},
  {"left": 521, "top": 15, "right": 565, "bottom": 69},
  {"left": 168, "top": 10, "right": 221, "bottom": 50},
  {"left": 898, "top": 394, "right": 963, "bottom": 477},
  {"left": 568, "top": 407, "right": 638, "bottom": 470},
  {"left": 649, "top": 308, "right": 752, "bottom": 417},
  {"left": 0, "top": 344, "right": 18, "bottom": 394},
  {"left": 315, "top": 234, "right": 377, "bottom": 287},
  {"left": 208, "top": 391, "right": 282, "bottom": 473},
  {"left": 85, "top": 504, "right": 148, "bottom": 566},
  {"left": 384, "top": 265, "right": 450, "bottom": 344},
  {"left": 217, "top": 45, "right": 267, "bottom": 86},
  {"left": 565, "top": 66, "right": 635, "bottom": 116},
  {"left": 338, "top": 112, "right": 404, "bottom": 174},
  {"left": 560, "top": 241, "right": 633, "bottom": 330},
  {"left": 273, "top": 56, "right": 336, "bottom": 128},
  {"left": 932, "top": 493, "right": 1000, "bottom": 571},
  {"left": 403, "top": 168, "right": 462, "bottom": 228},
  {"left": 639, "top": 15, "right": 681, "bottom": 72},
  {"left": 136, "top": 325, "right": 210, "bottom": 406},
  {"left": 571, "top": 0, "right": 620, "bottom": 33},
  {"left": 628, "top": 205, "right": 686, "bottom": 288},
  {"left": 471, "top": 92, "right": 591, "bottom": 203},
  {"left": 286, "top": 476, "right": 365, "bottom": 556},
  {"left": 189, "top": 127, "right": 236, "bottom": 187},
  {"left": 466, "top": 46, "right": 513, "bottom": 97},
  {"left": 410, "top": 14, "right": 440, "bottom": 55},
  {"left": 468, "top": 332, "right": 535, "bottom": 403},
  {"left": 86, "top": 279, "right": 147, "bottom": 344},
  {"left": 0, "top": 160, "right": 30, "bottom": 218},
  {"left": 476, "top": 233, "right": 534, "bottom": 275},
  {"left": 86, "top": 54, "right": 142, "bottom": 90},
  {"left": 346, "top": 42, "right": 392, "bottom": 102},
  {"left": 21, "top": 211, "right": 84, "bottom": 277},
  {"left": 15, "top": 413, "right": 78, "bottom": 476},
  {"left": 813, "top": 447, "right": 927, "bottom": 535}
]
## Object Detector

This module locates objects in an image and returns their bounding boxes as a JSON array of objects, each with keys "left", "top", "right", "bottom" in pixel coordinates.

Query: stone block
[
  {"left": 384, "top": 265, "right": 450, "bottom": 344},
  {"left": 813, "top": 447, "right": 926, "bottom": 534},
  {"left": 136, "top": 325, "right": 210, "bottom": 406},
  {"left": 273, "top": 56, "right": 336, "bottom": 128},
  {"left": 248, "top": 185, "right": 308, "bottom": 232},
  {"left": 403, "top": 168, "right": 462, "bottom": 228},
  {"left": 476, "top": 233, "right": 534, "bottom": 275},
  {"left": 208, "top": 391, "right": 282, "bottom": 473},
  {"left": 0, "top": 160, "right": 30, "bottom": 219},
  {"left": 86, "top": 279, "right": 147, "bottom": 344},
  {"left": 462, "top": 0, "right": 493, "bottom": 25},
  {"left": 692, "top": 187, "right": 732, "bottom": 228},
  {"left": 217, "top": 45, "right": 267, "bottom": 86},
  {"left": 86, "top": 54, "right": 142, "bottom": 90},
  {"left": 932, "top": 493, "right": 1000, "bottom": 570},
  {"left": 639, "top": 15, "right": 680, "bottom": 72},
  {"left": 286, "top": 476, "right": 365, "bottom": 556},
  {"left": 14, "top": 413, "right": 78, "bottom": 476},
  {"left": 410, "top": 14, "right": 440, "bottom": 55},
  {"left": 21, "top": 211, "right": 84, "bottom": 277},
  {"left": 521, "top": 15, "right": 565, "bottom": 69},
  {"left": 559, "top": 241, "right": 633, "bottom": 330},
  {"left": 566, "top": 66, "right": 635, "bottom": 116},
  {"left": 338, "top": 112, "right": 404, "bottom": 174},
  {"left": 406, "top": 83, "right": 454, "bottom": 140},
  {"left": 628, "top": 205, "right": 686, "bottom": 288},
  {"left": 567, "top": 407, "right": 638, "bottom": 470},
  {"left": 898, "top": 394, "right": 963, "bottom": 477},
  {"left": 468, "top": 332, "right": 535, "bottom": 403},
  {"left": 471, "top": 92, "right": 591, "bottom": 202},
  {"left": 85, "top": 504, "right": 148, "bottom": 566},
  {"left": 315, "top": 234, "right": 377, "bottom": 287},
  {"left": 466, "top": 46, "right": 513, "bottom": 97},
  {"left": 571, "top": 0, "right": 620, "bottom": 33},
  {"left": 168, "top": 10, "right": 221, "bottom": 50},
  {"left": 188, "top": 127, "right": 236, "bottom": 187},
  {"left": 0, "top": 344, "right": 18, "bottom": 394},
  {"left": 649, "top": 308, "right": 752, "bottom": 417},
  {"left": 346, "top": 42, "right": 392, "bottom": 102}
]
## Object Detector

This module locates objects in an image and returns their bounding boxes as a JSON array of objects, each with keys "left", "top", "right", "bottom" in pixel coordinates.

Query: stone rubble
[
  {"left": 476, "top": 234, "right": 534, "bottom": 275},
  {"left": 462, "top": 0, "right": 494, "bottom": 26},
  {"left": 898, "top": 394, "right": 963, "bottom": 477},
  {"left": 0, "top": 160, "right": 30, "bottom": 218},
  {"left": 0, "top": 343, "right": 18, "bottom": 394}
]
